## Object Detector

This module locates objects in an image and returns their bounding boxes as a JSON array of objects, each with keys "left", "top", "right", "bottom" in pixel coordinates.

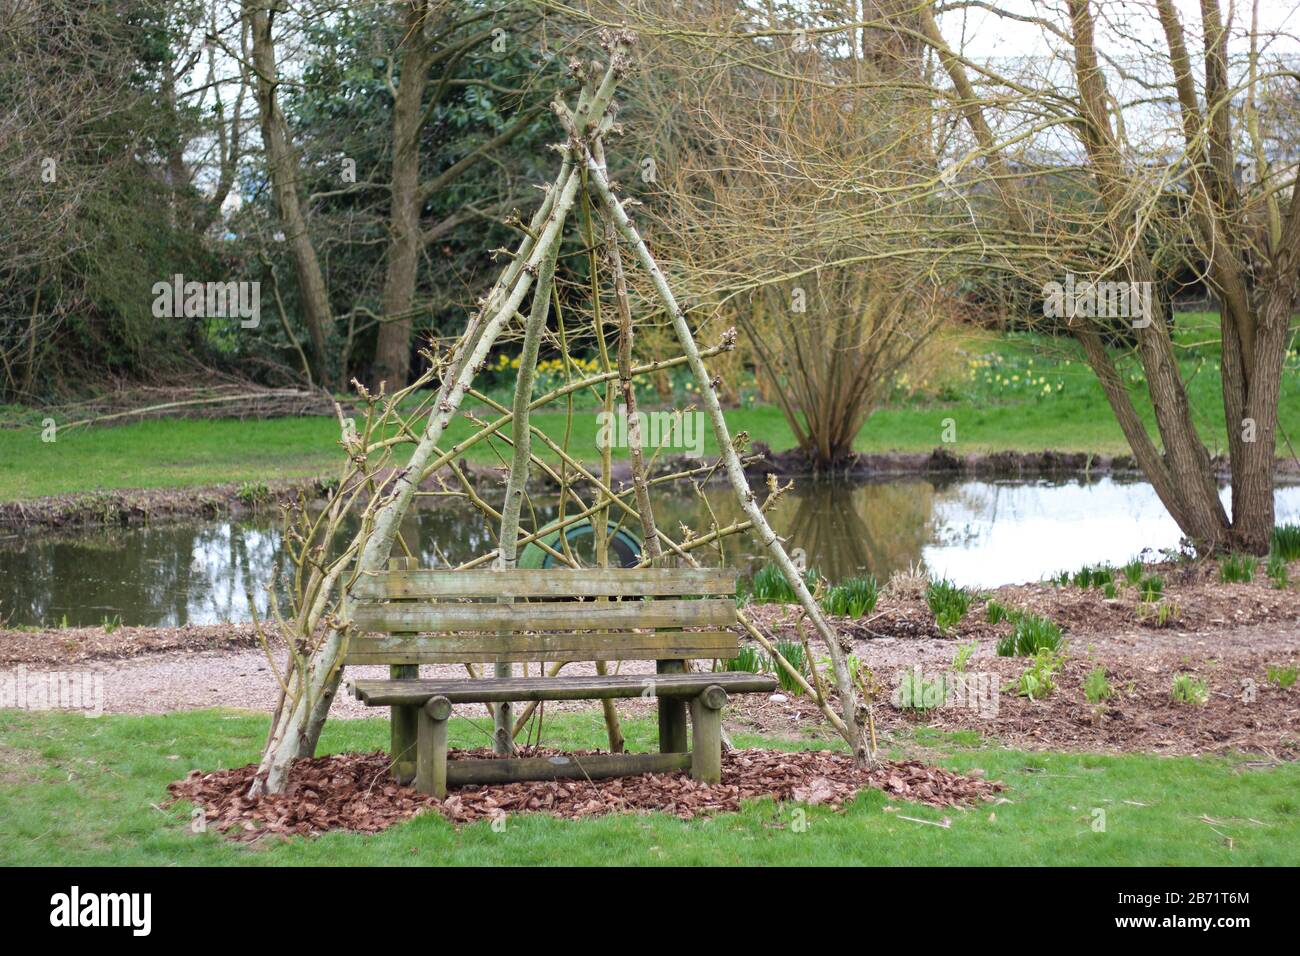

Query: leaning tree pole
[{"left": 249, "top": 34, "right": 863, "bottom": 796}]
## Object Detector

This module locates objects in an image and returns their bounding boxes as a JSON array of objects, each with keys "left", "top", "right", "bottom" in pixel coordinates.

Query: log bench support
[
  {"left": 656, "top": 659, "right": 689, "bottom": 753},
  {"left": 416, "top": 695, "right": 452, "bottom": 798},
  {"left": 405, "top": 682, "right": 733, "bottom": 797},
  {"left": 388, "top": 558, "right": 420, "bottom": 785},
  {"left": 390, "top": 665, "right": 419, "bottom": 785},
  {"left": 689, "top": 684, "right": 728, "bottom": 784}
]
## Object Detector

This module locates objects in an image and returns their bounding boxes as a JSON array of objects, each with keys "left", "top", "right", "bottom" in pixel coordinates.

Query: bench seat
[{"left": 352, "top": 671, "right": 777, "bottom": 706}]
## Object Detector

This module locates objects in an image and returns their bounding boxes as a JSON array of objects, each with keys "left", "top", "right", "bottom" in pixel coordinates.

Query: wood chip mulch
[{"left": 167, "top": 747, "right": 1003, "bottom": 841}]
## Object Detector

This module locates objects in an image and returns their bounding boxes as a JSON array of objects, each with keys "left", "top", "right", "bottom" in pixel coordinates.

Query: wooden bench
[{"left": 345, "top": 565, "right": 776, "bottom": 797}]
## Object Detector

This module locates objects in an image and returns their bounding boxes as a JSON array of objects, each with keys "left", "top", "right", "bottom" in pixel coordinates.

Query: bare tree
[
  {"left": 240, "top": 0, "right": 562, "bottom": 390},
  {"left": 917, "top": 0, "right": 1299, "bottom": 553},
  {"left": 1, "top": 0, "right": 250, "bottom": 398},
  {"left": 371, "top": 1, "right": 552, "bottom": 389},
  {"left": 245, "top": 0, "right": 335, "bottom": 385}
]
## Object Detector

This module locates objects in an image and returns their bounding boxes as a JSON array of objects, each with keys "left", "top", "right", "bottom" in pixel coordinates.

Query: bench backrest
[{"left": 343, "top": 567, "right": 739, "bottom": 666}]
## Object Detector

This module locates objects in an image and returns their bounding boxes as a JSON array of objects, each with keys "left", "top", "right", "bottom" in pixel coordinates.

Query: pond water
[{"left": 2, "top": 476, "right": 1298, "bottom": 628}]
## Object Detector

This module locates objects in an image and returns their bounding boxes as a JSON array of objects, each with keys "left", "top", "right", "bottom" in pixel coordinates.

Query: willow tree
[
  {"left": 250, "top": 33, "right": 866, "bottom": 796},
  {"left": 610, "top": 3, "right": 949, "bottom": 468}
]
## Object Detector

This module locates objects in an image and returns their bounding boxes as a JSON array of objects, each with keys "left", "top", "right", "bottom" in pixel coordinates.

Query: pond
[{"left": 2, "top": 475, "right": 1298, "bottom": 628}]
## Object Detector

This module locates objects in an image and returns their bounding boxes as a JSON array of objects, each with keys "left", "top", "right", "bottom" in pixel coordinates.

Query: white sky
[{"left": 940, "top": 0, "right": 1300, "bottom": 59}]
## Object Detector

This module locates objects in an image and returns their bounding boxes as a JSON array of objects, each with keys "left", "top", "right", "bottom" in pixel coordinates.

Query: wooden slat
[
  {"left": 445, "top": 752, "right": 691, "bottom": 786},
  {"left": 351, "top": 567, "right": 737, "bottom": 600},
  {"left": 350, "top": 598, "right": 736, "bottom": 634},
  {"left": 352, "top": 671, "right": 777, "bottom": 706},
  {"left": 344, "top": 630, "right": 738, "bottom": 665}
]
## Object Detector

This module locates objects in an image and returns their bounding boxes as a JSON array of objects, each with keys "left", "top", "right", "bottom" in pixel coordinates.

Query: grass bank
[
  {"left": 1, "top": 708, "right": 1297, "bottom": 865},
  {"left": 2, "top": 319, "right": 1297, "bottom": 502}
]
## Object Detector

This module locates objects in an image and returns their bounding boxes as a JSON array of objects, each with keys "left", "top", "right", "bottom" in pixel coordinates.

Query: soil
[
  {"left": 748, "top": 559, "right": 1300, "bottom": 643},
  {"left": 738, "top": 564, "right": 1300, "bottom": 758},
  {"left": 727, "top": 624, "right": 1300, "bottom": 759},
  {"left": 166, "top": 747, "right": 1004, "bottom": 839}
]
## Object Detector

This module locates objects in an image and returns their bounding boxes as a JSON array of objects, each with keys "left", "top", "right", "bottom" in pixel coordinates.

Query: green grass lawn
[
  {"left": 0, "top": 404, "right": 795, "bottom": 501},
  {"left": 1, "top": 317, "right": 1296, "bottom": 501},
  {"left": 865, "top": 316, "right": 1300, "bottom": 460},
  {"left": 2, "top": 708, "right": 1297, "bottom": 866}
]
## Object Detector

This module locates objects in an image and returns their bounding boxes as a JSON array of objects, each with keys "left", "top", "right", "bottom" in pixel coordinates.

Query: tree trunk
[
  {"left": 246, "top": 0, "right": 333, "bottom": 386},
  {"left": 372, "top": 3, "right": 431, "bottom": 391},
  {"left": 1229, "top": 293, "right": 1291, "bottom": 553}
]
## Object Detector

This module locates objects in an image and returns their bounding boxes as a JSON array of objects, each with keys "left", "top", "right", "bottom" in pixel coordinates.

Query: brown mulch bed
[
  {"left": 744, "top": 558, "right": 1300, "bottom": 642},
  {"left": 167, "top": 747, "right": 1003, "bottom": 840},
  {"left": 726, "top": 629, "right": 1300, "bottom": 759},
  {"left": 990, "top": 571, "right": 1299, "bottom": 636},
  {"left": 885, "top": 654, "right": 1300, "bottom": 758}
]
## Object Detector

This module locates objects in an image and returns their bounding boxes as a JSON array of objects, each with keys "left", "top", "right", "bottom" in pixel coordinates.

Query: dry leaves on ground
[{"left": 168, "top": 747, "right": 1002, "bottom": 841}]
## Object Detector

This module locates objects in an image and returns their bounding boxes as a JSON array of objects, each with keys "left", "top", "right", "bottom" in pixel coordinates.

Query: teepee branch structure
[{"left": 250, "top": 33, "right": 866, "bottom": 796}]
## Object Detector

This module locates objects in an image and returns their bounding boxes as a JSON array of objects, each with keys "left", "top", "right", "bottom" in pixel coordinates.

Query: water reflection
[{"left": 1, "top": 476, "right": 1296, "bottom": 626}]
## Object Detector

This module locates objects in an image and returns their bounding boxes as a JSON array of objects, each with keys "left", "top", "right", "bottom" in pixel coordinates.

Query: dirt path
[{"left": 80, "top": 648, "right": 666, "bottom": 721}]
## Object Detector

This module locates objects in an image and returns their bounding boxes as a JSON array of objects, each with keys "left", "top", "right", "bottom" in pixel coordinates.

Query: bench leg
[
  {"left": 416, "top": 696, "right": 452, "bottom": 798},
  {"left": 689, "top": 685, "right": 728, "bottom": 785},
  {"left": 657, "top": 659, "right": 689, "bottom": 753},
  {"left": 390, "top": 665, "right": 419, "bottom": 785}
]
